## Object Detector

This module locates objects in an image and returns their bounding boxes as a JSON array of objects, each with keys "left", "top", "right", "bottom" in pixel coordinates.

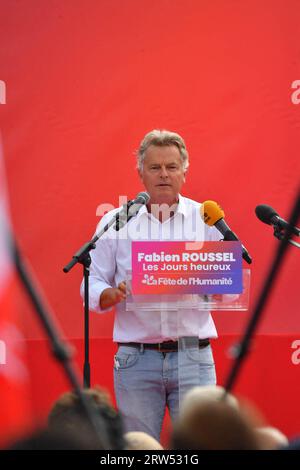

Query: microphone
[
  {"left": 255, "top": 204, "right": 300, "bottom": 237},
  {"left": 200, "top": 200, "right": 252, "bottom": 264},
  {"left": 114, "top": 191, "right": 150, "bottom": 231}
]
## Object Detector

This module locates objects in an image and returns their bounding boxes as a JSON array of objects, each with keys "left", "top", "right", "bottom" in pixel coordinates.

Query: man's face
[{"left": 138, "top": 144, "right": 186, "bottom": 206}]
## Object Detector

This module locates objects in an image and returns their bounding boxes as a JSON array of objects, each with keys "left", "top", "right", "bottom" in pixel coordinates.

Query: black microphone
[
  {"left": 115, "top": 192, "right": 150, "bottom": 231},
  {"left": 255, "top": 204, "right": 300, "bottom": 236},
  {"left": 200, "top": 200, "right": 252, "bottom": 264}
]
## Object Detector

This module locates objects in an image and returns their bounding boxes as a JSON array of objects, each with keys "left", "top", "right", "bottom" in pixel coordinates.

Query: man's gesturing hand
[{"left": 100, "top": 281, "right": 127, "bottom": 310}]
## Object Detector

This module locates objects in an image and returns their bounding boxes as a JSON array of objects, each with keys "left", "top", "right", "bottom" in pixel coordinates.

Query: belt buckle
[{"left": 158, "top": 342, "right": 169, "bottom": 352}]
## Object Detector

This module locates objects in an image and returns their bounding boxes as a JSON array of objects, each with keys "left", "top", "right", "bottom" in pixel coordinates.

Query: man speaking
[{"left": 81, "top": 129, "right": 221, "bottom": 441}]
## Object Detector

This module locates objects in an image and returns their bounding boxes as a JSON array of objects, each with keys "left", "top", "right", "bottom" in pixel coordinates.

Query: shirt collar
[
  {"left": 135, "top": 193, "right": 188, "bottom": 219},
  {"left": 177, "top": 194, "right": 188, "bottom": 218}
]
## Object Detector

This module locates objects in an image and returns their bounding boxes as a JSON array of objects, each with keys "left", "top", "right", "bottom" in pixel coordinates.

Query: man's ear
[{"left": 138, "top": 168, "right": 143, "bottom": 181}]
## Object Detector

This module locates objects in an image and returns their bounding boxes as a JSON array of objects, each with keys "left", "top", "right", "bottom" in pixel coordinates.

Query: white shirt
[{"left": 80, "top": 195, "right": 222, "bottom": 342}]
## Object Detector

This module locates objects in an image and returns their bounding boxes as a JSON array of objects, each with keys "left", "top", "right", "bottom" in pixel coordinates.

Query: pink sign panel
[{"left": 131, "top": 241, "right": 242, "bottom": 295}]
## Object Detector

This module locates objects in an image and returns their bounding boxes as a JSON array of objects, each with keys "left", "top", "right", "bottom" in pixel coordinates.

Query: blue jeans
[{"left": 113, "top": 343, "right": 216, "bottom": 441}]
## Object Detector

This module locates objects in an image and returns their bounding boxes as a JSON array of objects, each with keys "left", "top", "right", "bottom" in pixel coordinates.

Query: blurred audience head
[
  {"left": 48, "top": 385, "right": 125, "bottom": 449},
  {"left": 125, "top": 431, "right": 163, "bottom": 450},
  {"left": 8, "top": 428, "right": 92, "bottom": 450},
  {"left": 179, "top": 385, "right": 239, "bottom": 417},
  {"left": 255, "top": 426, "right": 288, "bottom": 450},
  {"left": 172, "top": 392, "right": 260, "bottom": 450}
]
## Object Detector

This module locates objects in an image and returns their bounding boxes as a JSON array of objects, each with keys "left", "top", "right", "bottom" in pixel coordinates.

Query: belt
[{"left": 118, "top": 338, "right": 210, "bottom": 353}]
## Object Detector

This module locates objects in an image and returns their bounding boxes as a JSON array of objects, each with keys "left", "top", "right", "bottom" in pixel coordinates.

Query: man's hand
[{"left": 100, "top": 281, "right": 127, "bottom": 310}]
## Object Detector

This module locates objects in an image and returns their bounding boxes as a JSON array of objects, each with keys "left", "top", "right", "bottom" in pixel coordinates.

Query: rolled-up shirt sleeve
[{"left": 80, "top": 213, "right": 117, "bottom": 314}]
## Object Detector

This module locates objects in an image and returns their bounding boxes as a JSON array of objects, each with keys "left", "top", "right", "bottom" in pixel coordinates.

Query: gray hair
[{"left": 136, "top": 129, "right": 189, "bottom": 172}]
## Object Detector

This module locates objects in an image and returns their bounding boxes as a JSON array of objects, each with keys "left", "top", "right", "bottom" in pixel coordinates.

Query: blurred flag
[{"left": 0, "top": 138, "right": 31, "bottom": 447}]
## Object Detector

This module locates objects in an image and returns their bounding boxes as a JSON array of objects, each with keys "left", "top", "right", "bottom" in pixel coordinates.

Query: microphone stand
[
  {"left": 223, "top": 188, "right": 300, "bottom": 395},
  {"left": 12, "top": 238, "right": 111, "bottom": 449},
  {"left": 63, "top": 202, "right": 132, "bottom": 387}
]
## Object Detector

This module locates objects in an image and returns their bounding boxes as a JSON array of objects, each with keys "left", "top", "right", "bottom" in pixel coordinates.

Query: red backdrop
[{"left": 0, "top": 0, "right": 300, "bottom": 441}]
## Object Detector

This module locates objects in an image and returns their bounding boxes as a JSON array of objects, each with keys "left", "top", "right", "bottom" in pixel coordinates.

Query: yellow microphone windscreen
[{"left": 200, "top": 200, "right": 225, "bottom": 226}]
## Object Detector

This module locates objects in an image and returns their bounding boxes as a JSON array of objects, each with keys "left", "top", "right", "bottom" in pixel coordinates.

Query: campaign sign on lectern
[
  {"left": 126, "top": 241, "right": 251, "bottom": 411},
  {"left": 127, "top": 241, "right": 250, "bottom": 311},
  {"left": 131, "top": 240, "right": 243, "bottom": 295}
]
